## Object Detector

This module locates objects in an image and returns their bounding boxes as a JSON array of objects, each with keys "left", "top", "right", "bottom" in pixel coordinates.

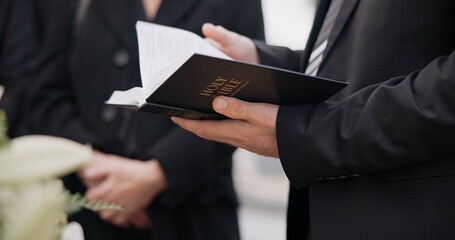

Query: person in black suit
[
  {"left": 173, "top": 0, "right": 455, "bottom": 239},
  {"left": 27, "top": 0, "right": 264, "bottom": 240},
  {"left": 0, "top": 0, "right": 40, "bottom": 137}
]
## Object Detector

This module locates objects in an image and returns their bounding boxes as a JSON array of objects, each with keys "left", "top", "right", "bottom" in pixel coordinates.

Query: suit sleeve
[
  {"left": 277, "top": 51, "right": 455, "bottom": 188},
  {"left": 26, "top": 0, "right": 100, "bottom": 146},
  {"left": 0, "top": 0, "right": 39, "bottom": 136}
]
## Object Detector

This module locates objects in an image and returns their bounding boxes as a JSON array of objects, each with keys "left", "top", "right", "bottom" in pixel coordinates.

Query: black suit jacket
[
  {"left": 27, "top": 0, "right": 264, "bottom": 239},
  {"left": 0, "top": 0, "right": 39, "bottom": 137},
  {"left": 256, "top": 0, "right": 455, "bottom": 239}
]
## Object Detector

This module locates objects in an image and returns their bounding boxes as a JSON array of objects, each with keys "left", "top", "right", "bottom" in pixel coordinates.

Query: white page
[
  {"left": 136, "top": 21, "right": 231, "bottom": 98},
  {"left": 105, "top": 87, "right": 145, "bottom": 107}
]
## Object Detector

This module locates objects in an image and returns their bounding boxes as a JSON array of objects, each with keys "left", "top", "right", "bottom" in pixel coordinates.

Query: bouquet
[{"left": 0, "top": 111, "right": 121, "bottom": 240}]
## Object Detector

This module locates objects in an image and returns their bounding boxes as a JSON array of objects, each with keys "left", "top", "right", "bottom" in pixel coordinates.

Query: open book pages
[
  {"left": 105, "top": 87, "right": 146, "bottom": 108},
  {"left": 136, "top": 21, "right": 231, "bottom": 98},
  {"left": 106, "top": 22, "right": 348, "bottom": 119}
]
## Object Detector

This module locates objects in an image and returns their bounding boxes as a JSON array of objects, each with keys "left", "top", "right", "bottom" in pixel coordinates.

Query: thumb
[
  {"left": 80, "top": 163, "right": 109, "bottom": 182},
  {"left": 213, "top": 96, "right": 279, "bottom": 124},
  {"left": 212, "top": 96, "right": 252, "bottom": 120},
  {"left": 82, "top": 150, "right": 114, "bottom": 180}
]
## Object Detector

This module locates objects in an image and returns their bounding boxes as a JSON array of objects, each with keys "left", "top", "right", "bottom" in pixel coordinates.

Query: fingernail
[{"left": 214, "top": 98, "right": 227, "bottom": 110}]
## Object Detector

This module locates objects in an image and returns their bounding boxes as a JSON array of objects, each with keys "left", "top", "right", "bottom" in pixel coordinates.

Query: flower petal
[{"left": 0, "top": 135, "right": 92, "bottom": 184}]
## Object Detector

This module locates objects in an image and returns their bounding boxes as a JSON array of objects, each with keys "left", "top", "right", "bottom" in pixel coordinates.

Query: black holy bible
[{"left": 106, "top": 22, "right": 347, "bottom": 120}]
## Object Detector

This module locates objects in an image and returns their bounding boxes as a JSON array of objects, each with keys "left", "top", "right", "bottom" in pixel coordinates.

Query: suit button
[
  {"left": 102, "top": 106, "right": 117, "bottom": 122},
  {"left": 113, "top": 49, "right": 130, "bottom": 67}
]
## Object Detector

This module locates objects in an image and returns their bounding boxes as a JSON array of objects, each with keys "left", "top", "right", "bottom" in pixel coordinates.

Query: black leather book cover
[{"left": 139, "top": 54, "right": 347, "bottom": 120}]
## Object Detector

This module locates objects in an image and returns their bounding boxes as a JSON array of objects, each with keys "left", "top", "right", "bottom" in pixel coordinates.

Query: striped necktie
[{"left": 305, "top": 0, "right": 343, "bottom": 76}]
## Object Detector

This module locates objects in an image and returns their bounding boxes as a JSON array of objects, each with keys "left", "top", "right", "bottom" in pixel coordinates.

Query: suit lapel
[
  {"left": 301, "top": 0, "right": 331, "bottom": 71},
  {"left": 320, "top": 0, "right": 360, "bottom": 68},
  {"left": 91, "top": 0, "right": 132, "bottom": 46}
]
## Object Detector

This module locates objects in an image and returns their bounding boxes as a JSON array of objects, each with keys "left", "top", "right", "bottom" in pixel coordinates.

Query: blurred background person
[
  {"left": 26, "top": 0, "right": 264, "bottom": 240},
  {"left": 0, "top": 0, "right": 39, "bottom": 137}
]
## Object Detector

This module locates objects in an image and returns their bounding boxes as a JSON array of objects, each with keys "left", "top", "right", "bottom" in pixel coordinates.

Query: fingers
[
  {"left": 171, "top": 97, "right": 253, "bottom": 141},
  {"left": 79, "top": 151, "right": 122, "bottom": 184},
  {"left": 85, "top": 177, "right": 114, "bottom": 201},
  {"left": 202, "top": 23, "right": 226, "bottom": 42},
  {"left": 173, "top": 96, "right": 262, "bottom": 122},
  {"left": 100, "top": 211, "right": 151, "bottom": 229},
  {"left": 172, "top": 97, "right": 279, "bottom": 156},
  {"left": 79, "top": 162, "right": 109, "bottom": 185},
  {"left": 202, "top": 23, "right": 237, "bottom": 48},
  {"left": 172, "top": 117, "right": 234, "bottom": 143},
  {"left": 204, "top": 37, "right": 222, "bottom": 50},
  {"left": 100, "top": 211, "right": 129, "bottom": 228},
  {"left": 100, "top": 210, "right": 116, "bottom": 221},
  {"left": 130, "top": 211, "right": 151, "bottom": 229},
  {"left": 212, "top": 96, "right": 250, "bottom": 120}
]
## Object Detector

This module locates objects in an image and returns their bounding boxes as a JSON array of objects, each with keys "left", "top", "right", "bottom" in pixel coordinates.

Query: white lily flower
[
  {"left": 61, "top": 222, "right": 85, "bottom": 240},
  {"left": 0, "top": 134, "right": 93, "bottom": 240},
  {"left": 0, "top": 135, "right": 92, "bottom": 184},
  {"left": 0, "top": 180, "right": 67, "bottom": 240}
]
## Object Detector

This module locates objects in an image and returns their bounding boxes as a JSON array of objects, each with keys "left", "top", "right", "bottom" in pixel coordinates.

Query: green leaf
[
  {"left": 65, "top": 193, "right": 123, "bottom": 215},
  {"left": 0, "top": 110, "right": 9, "bottom": 148}
]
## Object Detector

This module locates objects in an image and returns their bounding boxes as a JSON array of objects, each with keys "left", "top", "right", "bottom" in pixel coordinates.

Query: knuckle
[
  {"left": 101, "top": 212, "right": 114, "bottom": 220},
  {"left": 231, "top": 102, "right": 245, "bottom": 118},
  {"left": 194, "top": 126, "right": 209, "bottom": 139}
]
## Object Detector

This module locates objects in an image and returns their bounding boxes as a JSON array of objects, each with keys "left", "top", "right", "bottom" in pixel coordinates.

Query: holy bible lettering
[{"left": 199, "top": 77, "right": 249, "bottom": 98}]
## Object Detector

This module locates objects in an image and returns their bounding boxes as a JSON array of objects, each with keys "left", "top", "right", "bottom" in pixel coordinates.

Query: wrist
[
  {"left": 144, "top": 160, "right": 168, "bottom": 193},
  {"left": 245, "top": 37, "right": 260, "bottom": 64}
]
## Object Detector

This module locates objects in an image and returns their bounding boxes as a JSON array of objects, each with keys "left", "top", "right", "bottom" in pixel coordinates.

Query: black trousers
[{"left": 68, "top": 209, "right": 153, "bottom": 240}]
